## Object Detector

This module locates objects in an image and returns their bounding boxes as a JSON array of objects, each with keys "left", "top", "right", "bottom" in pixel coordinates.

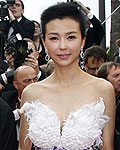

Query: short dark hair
[
  {"left": 41, "top": 2, "right": 86, "bottom": 40},
  {"left": 32, "top": 20, "right": 40, "bottom": 28},
  {"left": 83, "top": 45, "right": 107, "bottom": 64},
  {"left": 97, "top": 61, "right": 120, "bottom": 80},
  {"left": 19, "top": 0, "right": 24, "bottom": 9}
]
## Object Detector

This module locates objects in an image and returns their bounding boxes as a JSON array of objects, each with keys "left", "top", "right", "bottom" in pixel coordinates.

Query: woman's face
[
  {"left": 34, "top": 22, "right": 41, "bottom": 37},
  {"left": 44, "top": 17, "right": 85, "bottom": 67}
]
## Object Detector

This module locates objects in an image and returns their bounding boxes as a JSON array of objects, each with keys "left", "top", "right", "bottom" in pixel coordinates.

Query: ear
[
  {"left": 22, "top": 9, "right": 24, "bottom": 15},
  {"left": 13, "top": 81, "right": 18, "bottom": 90},
  {"left": 83, "top": 61, "right": 87, "bottom": 71},
  {"left": 81, "top": 37, "right": 86, "bottom": 48},
  {"left": 41, "top": 38, "right": 47, "bottom": 50}
]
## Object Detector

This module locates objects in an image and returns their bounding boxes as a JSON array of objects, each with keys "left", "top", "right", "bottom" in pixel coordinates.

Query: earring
[
  {"left": 45, "top": 50, "right": 50, "bottom": 62},
  {"left": 80, "top": 47, "right": 84, "bottom": 59},
  {"left": 79, "top": 47, "right": 84, "bottom": 69}
]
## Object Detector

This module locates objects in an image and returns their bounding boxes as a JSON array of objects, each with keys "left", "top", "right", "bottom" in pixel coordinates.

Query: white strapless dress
[{"left": 20, "top": 97, "right": 109, "bottom": 150}]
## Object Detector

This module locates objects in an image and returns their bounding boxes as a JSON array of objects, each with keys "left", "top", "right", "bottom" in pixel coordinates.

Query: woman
[
  {"left": 32, "top": 20, "right": 48, "bottom": 66},
  {"left": 19, "top": 2, "right": 115, "bottom": 150}
]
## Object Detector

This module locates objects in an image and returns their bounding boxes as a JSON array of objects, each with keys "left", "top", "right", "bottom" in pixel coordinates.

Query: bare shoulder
[
  {"left": 83, "top": 71, "right": 114, "bottom": 93},
  {"left": 85, "top": 74, "right": 115, "bottom": 102},
  {"left": 93, "top": 77, "right": 114, "bottom": 94},
  {"left": 92, "top": 77, "right": 115, "bottom": 109},
  {"left": 21, "top": 79, "right": 50, "bottom": 105}
]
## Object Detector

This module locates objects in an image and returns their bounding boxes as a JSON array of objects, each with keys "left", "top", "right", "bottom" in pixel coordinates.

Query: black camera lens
[{"left": 0, "top": 70, "right": 14, "bottom": 86}]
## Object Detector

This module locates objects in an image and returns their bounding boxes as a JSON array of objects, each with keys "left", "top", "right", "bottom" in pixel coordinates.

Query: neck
[
  {"left": 18, "top": 93, "right": 21, "bottom": 99},
  {"left": 116, "top": 91, "right": 120, "bottom": 97},
  {"left": 52, "top": 61, "right": 83, "bottom": 86},
  {"left": 33, "top": 36, "right": 40, "bottom": 42}
]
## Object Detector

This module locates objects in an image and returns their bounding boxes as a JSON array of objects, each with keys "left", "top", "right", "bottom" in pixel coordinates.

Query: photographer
[
  {"left": 72, "top": 1, "right": 105, "bottom": 69},
  {"left": 73, "top": 0, "right": 105, "bottom": 52},
  {"left": 5, "top": 38, "right": 45, "bottom": 79},
  {"left": 0, "top": 0, "right": 35, "bottom": 60},
  {"left": 8, "top": 0, "right": 35, "bottom": 40},
  {"left": 0, "top": 38, "right": 45, "bottom": 110}
]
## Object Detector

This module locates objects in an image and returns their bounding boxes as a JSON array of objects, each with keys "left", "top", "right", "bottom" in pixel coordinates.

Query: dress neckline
[{"left": 22, "top": 97, "right": 104, "bottom": 136}]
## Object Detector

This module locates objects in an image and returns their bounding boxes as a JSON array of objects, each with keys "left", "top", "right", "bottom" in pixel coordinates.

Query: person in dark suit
[
  {"left": 8, "top": 0, "right": 35, "bottom": 40},
  {"left": 97, "top": 62, "right": 120, "bottom": 150},
  {"left": 83, "top": 45, "right": 107, "bottom": 76},
  {"left": 0, "top": 98, "right": 17, "bottom": 150},
  {"left": 74, "top": 1, "right": 105, "bottom": 52},
  {"left": 1, "top": 39, "right": 45, "bottom": 111},
  {"left": 73, "top": 1, "right": 105, "bottom": 69},
  {"left": 83, "top": 14, "right": 105, "bottom": 52}
]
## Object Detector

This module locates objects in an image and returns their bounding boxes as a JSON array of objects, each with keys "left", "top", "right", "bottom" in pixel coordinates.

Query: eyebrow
[
  {"left": 48, "top": 31, "right": 78, "bottom": 35},
  {"left": 23, "top": 76, "right": 37, "bottom": 81}
]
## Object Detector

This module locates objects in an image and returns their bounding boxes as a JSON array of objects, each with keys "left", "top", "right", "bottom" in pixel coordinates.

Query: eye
[
  {"left": 67, "top": 35, "right": 76, "bottom": 40},
  {"left": 113, "top": 74, "right": 119, "bottom": 78},
  {"left": 16, "top": 3, "right": 21, "bottom": 7},
  {"left": 33, "top": 77, "right": 38, "bottom": 81},
  {"left": 50, "top": 37, "right": 59, "bottom": 41},
  {"left": 8, "top": 4, "right": 13, "bottom": 7}
]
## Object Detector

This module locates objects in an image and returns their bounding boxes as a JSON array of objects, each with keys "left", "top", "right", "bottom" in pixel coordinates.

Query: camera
[
  {"left": 0, "top": 0, "right": 15, "bottom": 19},
  {"left": 0, "top": 69, "right": 14, "bottom": 86},
  {"left": 4, "top": 35, "right": 18, "bottom": 54},
  {"left": 13, "top": 40, "right": 33, "bottom": 69},
  {"left": 0, "top": 0, "right": 15, "bottom": 59},
  {"left": 5, "top": 35, "right": 33, "bottom": 69}
]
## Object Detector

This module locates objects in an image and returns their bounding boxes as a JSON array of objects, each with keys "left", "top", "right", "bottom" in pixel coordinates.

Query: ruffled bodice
[{"left": 21, "top": 97, "right": 109, "bottom": 150}]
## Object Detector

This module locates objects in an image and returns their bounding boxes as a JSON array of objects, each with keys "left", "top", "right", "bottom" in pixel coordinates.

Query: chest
[
  {"left": 33, "top": 84, "right": 100, "bottom": 123},
  {"left": 23, "top": 99, "right": 109, "bottom": 150}
]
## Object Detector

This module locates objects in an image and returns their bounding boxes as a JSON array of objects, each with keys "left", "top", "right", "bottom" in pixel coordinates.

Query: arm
[
  {"left": 8, "top": 9, "right": 35, "bottom": 40},
  {"left": 19, "top": 90, "right": 32, "bottom": 150},
  {"left": 101, "top": 81, "right": 116, "bottom": 150},
  {"left": 73, "top": 0, "right": 90, "bottom": 14},
  {"left": 11, "top": 18, "right": 35, "bottom": 40},
  {"left": 19, "top": 112, "right": 32, "bottom": 150},
  {"left": 73, "top": 0, "right": 105, "bottom": 44},
  {"left": 75, "top": 0, "right": 105, "bottom": 30},
  {"left": 88, "top": 16, "right": 105, "bottom": 44}
]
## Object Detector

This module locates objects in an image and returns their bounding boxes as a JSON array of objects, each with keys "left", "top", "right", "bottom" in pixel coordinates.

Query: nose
[
  {"left": 30, "top": 79, "right": 35, "bottom": 83},
  {"left": 59, "top": 38, "right": 67, "bottom": 50},
  {"left": 117, "top": 74, "right": 120, "bottom": 80},
  {"left": 27, "top": 79, "right": 35, "bottom": 85}
]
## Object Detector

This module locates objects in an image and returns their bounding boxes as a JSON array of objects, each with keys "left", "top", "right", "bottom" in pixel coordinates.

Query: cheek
[
  {"left": 18, "top": 9, "right": 22, "bottom": 14},
  {"left": 20, "top": 85, "right": 26, "bottom": 91},
  {"left": 46, "top": 41, "right": 58, "bottom": 54},
  {"left": 69, "top": 41, "right": 81, "bottom": 52},
  {"left": 109, "top": 78, "right": 115, "bottom": 85}
]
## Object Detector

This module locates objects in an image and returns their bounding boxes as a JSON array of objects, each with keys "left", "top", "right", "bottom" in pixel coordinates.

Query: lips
[{"left": 57, "top": 54, "right": 71, "bottom": 59}]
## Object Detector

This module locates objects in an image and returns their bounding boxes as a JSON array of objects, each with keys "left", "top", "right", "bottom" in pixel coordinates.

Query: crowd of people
[{"left": 0, "top": 0, "right": 120, "bottom": 150}]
